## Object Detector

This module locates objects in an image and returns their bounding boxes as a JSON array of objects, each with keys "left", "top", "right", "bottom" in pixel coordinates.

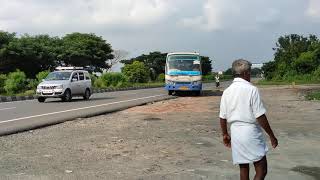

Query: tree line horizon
[
  {"left": 0, "top": 31, "right": 213, "bottom": 80},
  {"left": 1, "top": 31, "right": 319, "bottom": 83}
]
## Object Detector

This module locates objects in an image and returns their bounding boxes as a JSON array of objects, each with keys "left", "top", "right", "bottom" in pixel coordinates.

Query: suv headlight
[
  {"left": 166, "top": 80, "right": 175, "bottom": 85},
  {"left": 55, "top": 85, "right": 63, "bottom": 89}
]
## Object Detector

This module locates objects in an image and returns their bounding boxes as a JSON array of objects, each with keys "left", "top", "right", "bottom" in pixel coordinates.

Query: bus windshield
[{"left": 167, "top": 55, "right": 201, "bottom": 71}]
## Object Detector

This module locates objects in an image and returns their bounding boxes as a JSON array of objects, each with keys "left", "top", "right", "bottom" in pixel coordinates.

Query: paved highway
[{"left": 0, "top": 82, "right": 230, "bottom": 136}]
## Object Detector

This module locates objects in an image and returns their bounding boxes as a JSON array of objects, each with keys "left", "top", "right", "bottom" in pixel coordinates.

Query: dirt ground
[{"left": 0, "top": 85, "right": 320, "bottom": 180}]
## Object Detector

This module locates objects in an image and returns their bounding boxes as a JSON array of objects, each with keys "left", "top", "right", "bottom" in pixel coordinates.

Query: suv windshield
[
  {"left": 45, "top": 72, "right": 72, "bottom": 81},
  {"left": 167, "top": 55, "right": 201, "bottom": 71}
]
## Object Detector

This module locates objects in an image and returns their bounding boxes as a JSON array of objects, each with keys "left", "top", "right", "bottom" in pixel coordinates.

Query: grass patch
[
  {"left": 257, "top": 79, "right": 320, "bottom": 86},
  {"left": 15, "top": 90, "right": 35, "bottom": 96},
  {"left": 306, "top": 91, "right": 320, "bottom": 100},
  {"left": 118, "top": 82, "right": 164, "bottom": 88},
  {"left": 1, "top": 90, "right": 35, "bottom": 97}
]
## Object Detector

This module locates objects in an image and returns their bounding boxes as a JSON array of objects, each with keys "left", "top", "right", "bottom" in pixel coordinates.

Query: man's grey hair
[{"left": 232, "top": 59, "right": 252, "bottom": 75}]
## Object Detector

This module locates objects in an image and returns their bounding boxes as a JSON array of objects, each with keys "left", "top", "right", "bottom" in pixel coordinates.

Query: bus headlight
[
  {"left": 192, "top": 81, "right": 202, "bottom": 85},
  {"left": 166, "top": 80, "right": 175, "bottom": 85}
]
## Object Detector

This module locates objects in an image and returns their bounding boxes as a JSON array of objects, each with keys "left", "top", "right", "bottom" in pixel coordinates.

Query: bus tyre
[
  {"left": 38, "top": 97, "right": 46, "bottom": 103},
  {"left": 168, "top": 90, "right": 173, "bottom": 95},
  {"left": 195, "top": 91, "right": 201, "bottom": 96}
]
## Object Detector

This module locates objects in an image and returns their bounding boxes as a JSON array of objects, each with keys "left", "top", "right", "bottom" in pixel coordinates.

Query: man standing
[
  {"left": 219, "top": 59, "right": 278, "bottom": 180},
  {"left": 215, "top": 74, "right": 220, "bottom": 88}
]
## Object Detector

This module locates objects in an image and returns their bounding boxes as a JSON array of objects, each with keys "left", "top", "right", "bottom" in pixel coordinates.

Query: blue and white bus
[{"left": 165, "top": 52, "right": 202, "bottom": 95}]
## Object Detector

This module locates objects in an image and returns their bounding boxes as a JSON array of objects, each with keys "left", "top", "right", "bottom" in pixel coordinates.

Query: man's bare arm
[
  {"left": 220, "top": 118, "right": 228, "bottom": 135},
  {"left": 257, "top": 114, "right": 278, "bottom": 148},
  {"left": 220, "top": 118, "right": 231, "bottom": 148}
]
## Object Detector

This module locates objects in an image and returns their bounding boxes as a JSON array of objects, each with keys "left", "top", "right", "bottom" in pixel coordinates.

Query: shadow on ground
[
  {"left": 291, "top": 166, "right": 320, "bottom": 180},
  {"left": 44, "top": 97, "right": 115, "bottom": 103},
  {"left": 174, "top": 90, "right": 223, "bottom": 97}
]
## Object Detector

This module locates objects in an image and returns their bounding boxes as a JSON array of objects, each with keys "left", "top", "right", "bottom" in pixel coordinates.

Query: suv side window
[
  {"left": 79, "top": 72, "right": 85, "bottom": 81},
  {"left": 85, "top": 72, "right": 91, "bottom": 80},
  {"left": 72, "top": 72, "right": 79, "bottom": 81}
]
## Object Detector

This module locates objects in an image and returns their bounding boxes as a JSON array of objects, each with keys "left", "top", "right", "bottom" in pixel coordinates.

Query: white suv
[{"left": 36, "top": 67, "right": 92, "bottom": 102}]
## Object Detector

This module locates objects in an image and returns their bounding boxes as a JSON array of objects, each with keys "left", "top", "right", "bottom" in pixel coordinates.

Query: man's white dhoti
[
  {"left": 219, "top": 78, "right": 269, "bottom": 165},
  {"left": 230, "top": 122, "right": 268, "bottom": 165}
]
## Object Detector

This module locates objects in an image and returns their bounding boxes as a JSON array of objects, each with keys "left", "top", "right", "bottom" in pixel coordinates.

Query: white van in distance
[{"left": 36, "top": 67, "right": 92, "bottom": 102}]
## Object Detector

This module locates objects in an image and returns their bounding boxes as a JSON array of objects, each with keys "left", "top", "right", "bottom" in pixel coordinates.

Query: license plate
[
  {"left": 43, "top": 90, "right": 53, "bottom": 93},
  {"left": 179, "top": 86, "right": 189, "bottom": 90}
]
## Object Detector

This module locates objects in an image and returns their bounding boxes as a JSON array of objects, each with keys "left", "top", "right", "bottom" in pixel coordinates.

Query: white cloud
[
  {"left": 91, "top": 0, "right": 174, "bottom": 25},
  {"left": 180, "top": 0, "right": 307, "bottom": 31},
  {"left": 306, "top": 0, "right": 320, "bottom": 19},
  {"left": 0, "top": 0, "right": 175, "bottom": 31}
]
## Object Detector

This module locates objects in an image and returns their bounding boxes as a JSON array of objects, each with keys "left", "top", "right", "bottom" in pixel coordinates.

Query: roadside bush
[
  {"left": 0, "top": 74, "right": 7, "bottom": 94},
  {"left": 36, "top": 70, "right": 50, "bottom": 82},
  {"left": 4, "top": 70, "right": 27, "bottom": 94},
  {"left": 115, "top": 81, "right": 130, "bottom": 88},
  {"left": 312, "top": 66, "right": 320, "bottom": 81},
  {"left": 90, "top": 74, "right": 97, "bottom": 86},
  {"left": 101, "top": 72, "right": 127, "bottom": 87},
  {"left": 27, "top": 79, "right": 38, "bottom": 90},
  {"left": 93, "top": 78, "right": 106, "bottom": 88},
  {"left": 203, "top": 74, "right": 214, "bottom": 81},
  {"left": 122, "top": 61, "right": 150, "bottom": 83},
  {"left": 220, "top": 74, "right": 233, "bottom": 80},
  {"left": 157, "top": 73, "right": 165, "bottom": 82}
]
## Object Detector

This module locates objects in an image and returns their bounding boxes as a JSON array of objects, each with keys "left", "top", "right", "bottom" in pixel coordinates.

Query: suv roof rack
[{"left": 55, "top": 66, "right": 84, "bottom": 71}]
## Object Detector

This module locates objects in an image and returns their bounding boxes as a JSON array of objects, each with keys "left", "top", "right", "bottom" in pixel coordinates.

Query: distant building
[
  {"left": 251, "top": 63, "right": 264, "bottom": 78},
  {"left": 251, "top": 63, "right": 264, "bottom": 69}
]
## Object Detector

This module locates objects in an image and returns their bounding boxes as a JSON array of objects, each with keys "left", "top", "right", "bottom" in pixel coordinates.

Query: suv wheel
[
  {"left": 83, "top": 89, "right": 91, "bottom": 100},
  {"left": 38, "top": 97, "right": 46, "bottom": 103},
  {"left": 62, "top": 89, "right": 72, "bottom": 102}
]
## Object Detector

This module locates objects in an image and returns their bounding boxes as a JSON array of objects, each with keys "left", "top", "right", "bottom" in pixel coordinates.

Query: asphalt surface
[{"left": 0, "top": 82, "right": 229, "bottom": 136}]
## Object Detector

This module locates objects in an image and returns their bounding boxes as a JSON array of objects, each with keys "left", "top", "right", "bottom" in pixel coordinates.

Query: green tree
[
  {"left": 271, "top": 34, "right": 320, "bottom": 78},
  {"left": 0, "top": 34, "right": 60, "bottom": 77},
  {"left": 122, "top": 52, "right": 213, "bottom": 78},
  {"left": 224, "top": 68, "right": 233, "bottom": 75},
  {"left": 0, "top": 74, "right": 6, "bottom": 93},
  {"left": 122, "top": 51, "right": 167, "bottom": 81},
  {"left": 0, "top": 31, "right": 15, "bottom": 48},
  {"left": 261, "top": 61, "right": 276, "bottom": 80},
  {"left": 61, "top": 33, "right": 114, "bottom": 72},
  {"left": 122, "top": 61, "right": 150, "bottom": 83},
  {"left": 293, "top": 51, "right": 318, "bottom": 74},
  {"left": 200, "top": 56, "right": 213, "bottom": 75},
  {"left": 36, "top": 70, "right": 50, "bottom": 82},
  {"left": 4, "top": 70, "right": 27, "bottom": 94}
]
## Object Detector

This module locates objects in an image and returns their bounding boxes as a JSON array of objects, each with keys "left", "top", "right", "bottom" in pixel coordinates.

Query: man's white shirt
[{"left": 219, "top": 78, "right": 266, "bottom": 124}]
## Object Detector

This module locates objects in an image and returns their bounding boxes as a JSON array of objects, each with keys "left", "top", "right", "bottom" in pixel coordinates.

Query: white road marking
[
  {"left": 0, "top": 107, "right": 16, "bottom": 111},
  {"left": 0, "top": 94, "right": 166, "bottom": 124},
  {"left": 0, "top": 99, "right": 35, "bottom": 105}
]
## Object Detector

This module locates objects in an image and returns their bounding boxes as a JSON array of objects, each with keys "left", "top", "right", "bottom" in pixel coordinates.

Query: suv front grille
[{"left": 41, "top": 86, "right": 56, "bottom": 89}]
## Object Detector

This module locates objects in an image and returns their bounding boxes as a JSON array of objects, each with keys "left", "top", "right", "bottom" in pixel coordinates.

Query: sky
[{"left": 1, "top": 0, "right": 320, "bottom": 71}]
